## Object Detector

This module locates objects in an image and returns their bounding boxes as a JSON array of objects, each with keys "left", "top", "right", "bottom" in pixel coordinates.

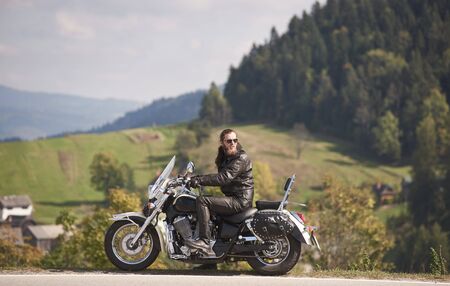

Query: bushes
[
  {"left": 0, "top": 238, "right": 43, "bottom": 268},
  {"left": 385, "top": 218, "right": 449, "bottom": 273},
  {"left": 308, "top": 176, "right": 393, "bottom": 270}
]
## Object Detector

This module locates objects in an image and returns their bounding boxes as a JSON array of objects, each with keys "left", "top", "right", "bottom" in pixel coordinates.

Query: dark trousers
[{"left": 196, "top": 196, "right": 245, "bottom": 240}]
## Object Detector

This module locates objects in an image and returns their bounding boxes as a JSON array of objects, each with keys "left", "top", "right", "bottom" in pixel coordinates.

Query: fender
[
  {"left": 282, "top": 210, "right": 313, "bottom": 246},
  {"left": 110, "top": 212, "right": 166, "bottom": 252}
]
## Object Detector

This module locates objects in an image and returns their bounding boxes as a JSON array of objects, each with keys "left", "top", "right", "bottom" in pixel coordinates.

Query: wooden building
[{"left": 23, "top": 224, "right": 64, "bottom": 252}]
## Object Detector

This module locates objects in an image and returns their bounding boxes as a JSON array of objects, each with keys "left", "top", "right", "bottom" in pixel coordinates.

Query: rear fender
[
  {"left": 283, "top": 210, "right": 313, "bottom": 245},
  {"left": 111, "top": 212, "right": 166, "bottom": 252}
]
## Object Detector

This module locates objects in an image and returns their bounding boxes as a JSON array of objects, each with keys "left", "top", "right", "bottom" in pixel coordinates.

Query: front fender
[
  {"left": 111, "top": 212, "right": 146, "bottom": 222},
  {"left": 283, "top": 211, "right": 313, "bottom": 245},
  {"left": 110, "top": 212, "right": 166, "bottom": 252}
]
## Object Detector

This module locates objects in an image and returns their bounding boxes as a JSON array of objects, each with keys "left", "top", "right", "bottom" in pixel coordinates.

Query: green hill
[
  {"left": 0, "top": 124, "right": 409, "bottom": 223},
  {"left": 0, "top": 125, "right": 182, "bottom": 223}
]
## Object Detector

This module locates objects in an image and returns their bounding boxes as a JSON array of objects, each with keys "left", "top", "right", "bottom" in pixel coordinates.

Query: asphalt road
[{"left": 0, "top": 274, "right": 448, "bottom": 286}]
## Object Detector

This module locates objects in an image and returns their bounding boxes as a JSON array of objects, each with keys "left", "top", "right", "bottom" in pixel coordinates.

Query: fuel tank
[{"left": 173, "top": 194, "right": 196, "bottom": 213}]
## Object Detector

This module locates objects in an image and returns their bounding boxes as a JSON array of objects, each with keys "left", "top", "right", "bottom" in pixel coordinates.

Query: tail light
[{"left": 296, "top": 212, "right": 307, "bottom": 224}]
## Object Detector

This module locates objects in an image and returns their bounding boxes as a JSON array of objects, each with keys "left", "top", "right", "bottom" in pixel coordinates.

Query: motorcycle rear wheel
[
  {"left": 246, "top": 234, "right": 301, "bottom": 275},
  {"left": 104, "top": 220, "right": 160, "bottom": 271}
]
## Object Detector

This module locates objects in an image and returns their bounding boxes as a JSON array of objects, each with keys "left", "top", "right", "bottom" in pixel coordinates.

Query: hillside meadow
[
  {"left": 0, "top": 125, "right": 182, "bottom": 223},
  {"left": 0, "top": 124, "right": 409, "bottom": 223}
]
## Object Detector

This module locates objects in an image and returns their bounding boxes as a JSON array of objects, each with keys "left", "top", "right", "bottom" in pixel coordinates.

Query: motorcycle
[{"left": 104, "top": 156, "right": 320, "bottom": 275}]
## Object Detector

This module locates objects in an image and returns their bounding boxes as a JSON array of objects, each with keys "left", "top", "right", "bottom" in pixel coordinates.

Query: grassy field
[
  {"left": 0, "top": 125, "right": 183, "bottom": 223},
  {"left": 0, "top": 123, "right": 410, "bottom": 223}
]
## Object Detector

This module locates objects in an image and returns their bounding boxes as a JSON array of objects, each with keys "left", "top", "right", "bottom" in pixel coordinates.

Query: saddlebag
[{"left": 250, "top": 210, "right": 295, "bottom": 240}]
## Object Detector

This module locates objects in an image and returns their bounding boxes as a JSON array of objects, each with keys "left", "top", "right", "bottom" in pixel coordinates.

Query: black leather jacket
[{"left": 197, "top": 149, "right": 254, "bottom": 208}]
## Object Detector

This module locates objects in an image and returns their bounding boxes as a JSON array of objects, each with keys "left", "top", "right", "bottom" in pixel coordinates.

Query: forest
[{"left": 221, "top": 0, "right": 450, "bottom": 273}]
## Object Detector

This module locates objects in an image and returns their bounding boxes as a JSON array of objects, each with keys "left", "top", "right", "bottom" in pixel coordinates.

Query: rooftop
[
  {"left": 26, "top": 224, "right": 64, "bottom": 240},
  {"left": 0, "top": 195, "right": 32, "bottom": 208}
]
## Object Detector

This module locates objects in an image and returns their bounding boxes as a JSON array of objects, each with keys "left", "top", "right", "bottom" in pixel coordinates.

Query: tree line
[{"left": 224, "top": 0, "right": 450, "bottom": 162}]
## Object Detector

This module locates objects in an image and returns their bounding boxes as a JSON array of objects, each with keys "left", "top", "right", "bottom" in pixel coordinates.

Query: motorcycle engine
[{"left": 173, "top": 216, "right": 193, "bottom": 240}]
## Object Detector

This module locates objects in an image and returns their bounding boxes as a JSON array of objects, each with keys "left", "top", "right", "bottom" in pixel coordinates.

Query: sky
[{"left": 0, "top": 0, "right": 321, "bottom": 103}]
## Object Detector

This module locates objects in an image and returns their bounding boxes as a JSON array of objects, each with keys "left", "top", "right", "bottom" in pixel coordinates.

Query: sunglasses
[{"left": 225, "top": 138, "right": 238, "bottom": 144}]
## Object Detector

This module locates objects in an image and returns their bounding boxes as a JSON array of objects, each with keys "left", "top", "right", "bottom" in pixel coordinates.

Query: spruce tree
[
  {"left": 371, "top": 111, "right": 402, "bottom": 162},
  {"left": 199, "top": 82, "right": 232, "bottom": 126},
  {"left": 410, "top": 116, "right": 439, "bottom": 226}
]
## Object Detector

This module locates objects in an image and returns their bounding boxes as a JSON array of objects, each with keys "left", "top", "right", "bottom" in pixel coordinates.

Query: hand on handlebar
[{"left": 185, "top": 176, "right": 200, "bottom": 189}]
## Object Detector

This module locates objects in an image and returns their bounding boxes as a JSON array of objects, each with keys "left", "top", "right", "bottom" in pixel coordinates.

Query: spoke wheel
[
  {"left": 255, "top": 237, "right": 290, "bottom": 266},
  {"left": 105, "top": 220, "right": 160, "bottom": 271},
  {"left": 247, "top": 234, "right": 301, "bottom": 275},
  {"left": 111, "top": 224, "right": 152, "bottom": 265}
]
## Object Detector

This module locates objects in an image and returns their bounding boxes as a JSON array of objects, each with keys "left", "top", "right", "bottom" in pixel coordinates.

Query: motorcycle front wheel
[
  {"left": 246, "top": 234, "right": 301, "bottom": 275},
  {"left": 104, "top": 220, "right": 160, "bottom": 271}
]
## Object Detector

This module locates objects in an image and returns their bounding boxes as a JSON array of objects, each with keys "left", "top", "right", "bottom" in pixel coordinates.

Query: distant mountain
[
  {"left": 92, "top": 89, "right": 206, "bottom": 133},
  {"left": 0, "top": 85, "right": 141, "bottom": 140}
]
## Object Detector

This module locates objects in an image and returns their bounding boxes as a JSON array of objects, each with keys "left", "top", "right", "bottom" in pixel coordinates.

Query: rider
[{"left": 185, "top": 128, "right": 254, "bottom": 255}]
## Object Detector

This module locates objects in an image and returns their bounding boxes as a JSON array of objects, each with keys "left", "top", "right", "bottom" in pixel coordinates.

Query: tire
[
  {"left": 246, "top": 234, "right": 301, "bottom": 275},
  {"left": 104, "top": 220, "right": 161, "bottom": 271}
]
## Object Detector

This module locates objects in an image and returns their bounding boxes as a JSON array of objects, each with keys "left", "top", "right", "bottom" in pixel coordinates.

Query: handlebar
[
  {"left": 167, "top": 176, "right": 189, "bottom": 188},
  {"left": 166, "top": 175, "right": 203, "bottom": 195}
]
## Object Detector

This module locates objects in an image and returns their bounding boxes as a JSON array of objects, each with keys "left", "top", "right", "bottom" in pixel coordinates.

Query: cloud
[
  {"left": 1, "top": 0, "right": 321, "bottom": 101},
  {"left": 146, "top": 15, "right": 178, "bottom": 32},
  {"left": 0, "top": 0, "right": 33, "bottom": 8},
  {"left": 56, "top": 11, "right": 95, "bottom": 40},
  {"left": 0, "top": 44, "right": 18, "bottom": 56},
  {"left": 190, "top": 39, "right": 202, "bottom": 49},
  {"left": 173, "top": 0, "right": 211, "bottom": 11}
]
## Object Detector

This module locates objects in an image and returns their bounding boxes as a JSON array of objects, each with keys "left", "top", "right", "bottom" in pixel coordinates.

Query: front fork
[{"left": 129, "top": 194, "right": 169, "bottom": 247}]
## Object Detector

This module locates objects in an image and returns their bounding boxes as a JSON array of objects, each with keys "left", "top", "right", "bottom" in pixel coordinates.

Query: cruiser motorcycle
[{"left": 104, "top": 156, "right": 320, "bottom": 275}]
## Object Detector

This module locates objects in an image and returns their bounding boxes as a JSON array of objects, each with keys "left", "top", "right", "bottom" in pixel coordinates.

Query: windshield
[{"left": 149, "top": 155, "right": 176, "bottom": 197}]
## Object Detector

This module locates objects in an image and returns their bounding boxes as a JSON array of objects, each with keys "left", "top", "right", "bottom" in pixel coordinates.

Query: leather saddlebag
[{"left": 250, "top": 210, "right": 295, "bottom": 240}]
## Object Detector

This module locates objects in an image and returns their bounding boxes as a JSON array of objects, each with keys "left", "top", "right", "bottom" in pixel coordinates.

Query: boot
[{"left": 185, "top": 238, "right": 216, "bottom": 257}]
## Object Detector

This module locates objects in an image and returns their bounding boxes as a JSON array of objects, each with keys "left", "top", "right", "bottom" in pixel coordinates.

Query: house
[
  {"left": 372, "top": 182, "right": 396, "bottom": 205},
  {"left": 23, "top": 224, "right": 64, "bottom": 253},
  {"left": 0, "top": 195, "right": 33, "bottom": 226},
  {"left": 380, "top": 188, "right": 396, "bottom": 205}
]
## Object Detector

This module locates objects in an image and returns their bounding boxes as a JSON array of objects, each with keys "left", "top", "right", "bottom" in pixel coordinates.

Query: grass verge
[{"left": 290, "top": 269, "right": 450, "bottom": 282}]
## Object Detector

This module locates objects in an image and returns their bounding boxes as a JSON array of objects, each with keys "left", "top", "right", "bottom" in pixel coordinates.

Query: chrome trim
[
  {"left": 164, "top": 221, "right": 188, "bottom": 259},
  {"left": 278, "top": 174, "right": 295, "bottom": 211},
  {"left": 245, "top": 218, "right": 264, "bottom": 242},
  {"left": 130, "top": 194, "right": 169, "bottom": 246},
  {"left": 111, "top": 212, "right": 144, "bottom": 227},
  {"left": 311, "top": 232, "right": 321, "bottom": 251},
  {"left": 164, "top": 222, "right": 176, "bottom": 255},
  {"left": 111, "top": 223, "right": 153, "bottom": 265},
  {"left": 238, "top": 236, "right": 258, "bottom": 242},
  {"left": 173, "top": 194, "right": 197, "bottom": 205}
]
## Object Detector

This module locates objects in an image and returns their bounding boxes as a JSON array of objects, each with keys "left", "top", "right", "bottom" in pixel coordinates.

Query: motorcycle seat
[
  {"left": 255, "top": 200, "right": 287, "bottom": 210},
  {"left": 222, "top": 208, "right": 257, "bottom": 224}
]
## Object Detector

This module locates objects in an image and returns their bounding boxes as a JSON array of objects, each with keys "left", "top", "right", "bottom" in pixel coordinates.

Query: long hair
[{"left": 215, "top": 128, "right": 242, "bottom": 169}]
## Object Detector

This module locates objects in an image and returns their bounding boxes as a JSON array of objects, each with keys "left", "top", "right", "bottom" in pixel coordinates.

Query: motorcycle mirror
[{"left": 186, "top": 161, "right": 195, "bottom": 174}]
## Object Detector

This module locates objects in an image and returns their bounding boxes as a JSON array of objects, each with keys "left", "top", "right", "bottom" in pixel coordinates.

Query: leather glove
[{"left": 186, "top": 176, "right": 201, "bottom": 189}]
